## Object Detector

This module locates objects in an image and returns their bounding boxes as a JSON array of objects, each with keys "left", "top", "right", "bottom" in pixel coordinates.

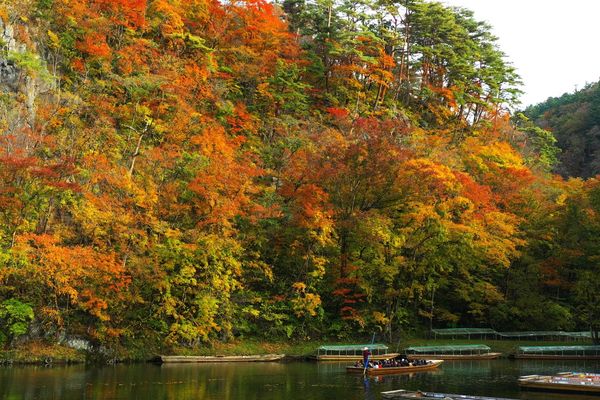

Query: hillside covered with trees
[
  {"left": 0, "top": 0, "right": 599, "bottom": 356},
  {"left": 524, "top": 81, "right": 600, "bottom": 178}
]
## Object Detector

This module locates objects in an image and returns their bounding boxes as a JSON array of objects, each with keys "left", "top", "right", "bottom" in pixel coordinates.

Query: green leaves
[{"left": 0, "top": 299, "right": 34, "bottom": 345}]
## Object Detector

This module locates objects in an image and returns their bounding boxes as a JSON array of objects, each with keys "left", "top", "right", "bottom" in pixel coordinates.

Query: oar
[
  {"left": 363, "top": 349, "right": 370, "bottom": 376},
  {"left": 364, "top": 334, "right": 375, "bottom": 376}
]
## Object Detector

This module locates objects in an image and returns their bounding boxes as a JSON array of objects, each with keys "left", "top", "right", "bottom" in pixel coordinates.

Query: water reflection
[
  {"left": 0, "top": 359, "right": 599, "bottom": 399},
  {"left": 521, "top": 393, "right": 600, "bottom": 400}
]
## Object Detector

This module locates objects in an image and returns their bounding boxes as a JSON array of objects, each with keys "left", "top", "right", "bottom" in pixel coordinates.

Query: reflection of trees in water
[
  {"left": 354, "top": 369, "right": 444, "bottom": 395},
  {"left": 521, "top": 392, "right": 600, "bottom": 400},
  {"left": 517, "top": 359, "right": 600, "bottom": 376},
  {"left": 5, "top": 360, "right": 600, "bottom": 399},
  {"left": 437, "top": 360, "right": 494, "bottom": 375}
]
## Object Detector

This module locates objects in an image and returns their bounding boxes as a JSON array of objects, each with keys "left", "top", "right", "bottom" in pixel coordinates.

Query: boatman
[{"left": 362, "top": 347, "right": 371, "bottom": 367}]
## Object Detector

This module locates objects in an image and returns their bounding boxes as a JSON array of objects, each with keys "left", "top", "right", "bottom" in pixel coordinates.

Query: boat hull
[
  {"left": 381, "top": 389, "right": 516, "bottom": 399},
  {"left": 519, "top": 373, "right": 600, "bottom": 394},
  {"left": 157, "top": 354, "right": 285, "bottom": 363},
  {"left": 407, "top": 352, "right": 501, "bottom": 360},
  {"left": 346, "top": 360, "right": 443, "bottom": 375}
]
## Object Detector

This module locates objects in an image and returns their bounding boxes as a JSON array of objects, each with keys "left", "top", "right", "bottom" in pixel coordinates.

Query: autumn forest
[{"left": 0, "top": 0, "right": 599, "bottom": 355}]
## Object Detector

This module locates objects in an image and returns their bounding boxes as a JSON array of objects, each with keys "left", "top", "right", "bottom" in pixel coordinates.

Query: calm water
[{"left": 1, "top": 359, "right": 600, "bottom": 400}]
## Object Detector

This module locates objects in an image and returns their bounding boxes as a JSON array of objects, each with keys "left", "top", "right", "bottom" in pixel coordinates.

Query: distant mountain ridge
[{"left": 524, "top": 81, "right": 600, "bottom": 178}]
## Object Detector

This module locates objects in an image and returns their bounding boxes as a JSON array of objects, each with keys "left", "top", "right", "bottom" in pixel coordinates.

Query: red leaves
[
  {"left": 326, "top": 107, "right": 349, "bottom": 119},
  {"left": 94, "top": 0, "right": 147, "bottom": 30},
  {"left": 77, "top": 32, "right": 111, "bottom": 58},
  {"left": 455, "top": 172, "right": 494, "bottom": 216},
  {"left": 12, "top": 234, "right": 130, "bottom": 323},
  {"left": 209, "top": 0, "right": 298, "bottom": 79},
  {"left": 188, "top": 124, "right": 263, "bottom": 231},
  {"left": 227, "top": 103, "right": 258, "bottom": 135}
]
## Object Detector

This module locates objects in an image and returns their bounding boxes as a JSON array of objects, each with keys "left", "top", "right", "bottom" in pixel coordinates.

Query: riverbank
[
  {"left": 0, "top": 342, "right": 86, "bottom": 365},
  {"left": 0, "top": 337, "right": 593, "bottom": 365},
  {"left": 166, "top": 337, "right": 594, "bottom": 360}
]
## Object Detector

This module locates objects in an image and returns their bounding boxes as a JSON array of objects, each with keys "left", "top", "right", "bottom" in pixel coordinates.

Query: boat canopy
[
  {"left": 316, "top": 344, "right": 391, "bottom": 356},
  {"left": 499, "top": 331, "right": 591, "bottom": 339},
  {"left": 405, "top": 344, "right": 491, "bottom": 353},
  {"left": 431, "top": 328, "right": 497, "bottom": 336},
  {"left": 430, "top": 328, "right": 591, "bottom": 340},
  {"left": 318, "top": 344, "right": 388, "bottom": 352},
  {"left": 518, "top": 345, "right": 600, "bottom": 354}
]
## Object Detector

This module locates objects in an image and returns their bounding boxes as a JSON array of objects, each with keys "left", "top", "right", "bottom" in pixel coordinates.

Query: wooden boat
[
  {"left": 156, "top": 354, "right": 285, "bottom": 363},
  {"left": 519, "top": 372, "right": 600, "bottom": 394},
  {"left": 514, "top": 345, "right": 600, "bottom": 360},
  {"left": 346, "top": 360, "right": 443, "bottom": 375},
  {"left": 405, "top": 345, "right": 501, "bottom": 360},
  {"left": 315, "top": 344, "right": 398, "bottom": 361},
  {"left": 381, "top": 389, "right": 516, "bottom": 399}
]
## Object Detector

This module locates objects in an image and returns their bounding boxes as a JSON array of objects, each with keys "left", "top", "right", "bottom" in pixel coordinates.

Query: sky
[{"left": 441, "top": 0, "right": 600, "bottom": 107}]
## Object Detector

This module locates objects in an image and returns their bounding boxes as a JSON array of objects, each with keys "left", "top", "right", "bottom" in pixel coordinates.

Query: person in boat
[{"left": 362, "top": 347, "right": 371, "bottom": 367}]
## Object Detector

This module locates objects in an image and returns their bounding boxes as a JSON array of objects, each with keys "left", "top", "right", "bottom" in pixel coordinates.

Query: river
[{"left": 1, "top": 359, "right": 599, "bottom": 399}]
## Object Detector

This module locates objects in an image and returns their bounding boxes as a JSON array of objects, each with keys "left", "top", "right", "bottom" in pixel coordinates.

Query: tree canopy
[{"left": 0, "top": 0, "right": 595, "bottom": 352}]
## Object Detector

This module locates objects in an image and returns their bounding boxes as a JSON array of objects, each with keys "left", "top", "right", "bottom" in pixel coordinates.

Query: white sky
[{"left": 441, "top": 0, "right": 600, "bottom": 107}]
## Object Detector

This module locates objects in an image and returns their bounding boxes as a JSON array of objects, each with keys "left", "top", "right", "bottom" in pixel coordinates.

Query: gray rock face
[
  {"left": 0, "top": 58, "right": 20, "bottom": 91},
  {"left": 0, "top": 20, "right": 18, "bottom": 51},
  {"left": 0, "top": 18, "right": 42, "bottom": 128},
  {"left": 0, "top": 19, "right": 25, "bottom": 90},
  {"left": 66, "top": 338, "right": 93, "bottom": 351}
]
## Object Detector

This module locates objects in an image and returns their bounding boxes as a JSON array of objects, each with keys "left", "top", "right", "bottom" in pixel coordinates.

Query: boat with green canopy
[
  {"left": 404, "top": 344, "right": 501, "bottom": 360},
  {"left": 514, "top": 345, "right": 600, "bottom": 360},
  {"left": 314, "top": 344, "right": 399, "bottom": 361}
]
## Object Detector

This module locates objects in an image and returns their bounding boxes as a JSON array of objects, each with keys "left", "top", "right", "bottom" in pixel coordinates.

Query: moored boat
[
  {"left": 381, "top": 389, "right": 516, "bottom": 399},
  {"left": 314, "top": 344, "right": 399, "bottom": 361},
  {"left": 346, "top": 359, "right": 443, "bottom": 375},
  {"left": 157, "top": 354, "right": 285, "bottom": 363},
  {"left": 405, "top": 345, "right": 501, "bottom": 360},
  {"left": 519, "top": 372, "right": 600, "bottom": 394},
  {"left": 513, "top": 345, "right": 600, "bottom": 360}
]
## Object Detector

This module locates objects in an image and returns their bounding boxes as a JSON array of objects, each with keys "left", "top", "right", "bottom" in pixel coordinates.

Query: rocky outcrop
[
  {"left": 0, "top": 20, "right": 24, "bottom": 91},
  {"left": 0, "top": 17, "right": 49, "bottom": 146}
]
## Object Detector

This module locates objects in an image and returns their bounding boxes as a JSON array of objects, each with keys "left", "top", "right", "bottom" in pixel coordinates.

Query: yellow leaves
[
  {"left": 471, "top": 211, "right": 523, "bottom": 269},
  {"left": 148, "top": 0, "right": 184, "bottom": 36},
  {"left": 372, "top": 311, "right": 389, "bottom": 327},
  {"left": 243, "top": 306, "right": 260, "bottom": 318},
  {"left": 47, "top": 30, "right": 60, "bottom": 50},
  {"left": 400, "top": 158, "right": 460, "bottom": 201},
  {"left": 292, "top": 282, "right": 306, "bottom": 292},
  {"left": 257, "top": 81, "right": 273, "bottom": 103},
  {"left": 307, "top": 255, "right": 327, "bottom": 279},
  {"left": 463, "top": 137, "right": 525, "bottom": 173},
  {"left": 556, "top": 193, "right": 568, "bottom": 206},
  {"left": 291, "top": 282, "right": 322, "bottom": 318}
]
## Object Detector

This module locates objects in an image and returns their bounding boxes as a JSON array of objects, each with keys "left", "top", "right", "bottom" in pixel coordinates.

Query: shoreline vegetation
[{"left": 0, "top": 338, "right": 593, "bottom": 366}]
